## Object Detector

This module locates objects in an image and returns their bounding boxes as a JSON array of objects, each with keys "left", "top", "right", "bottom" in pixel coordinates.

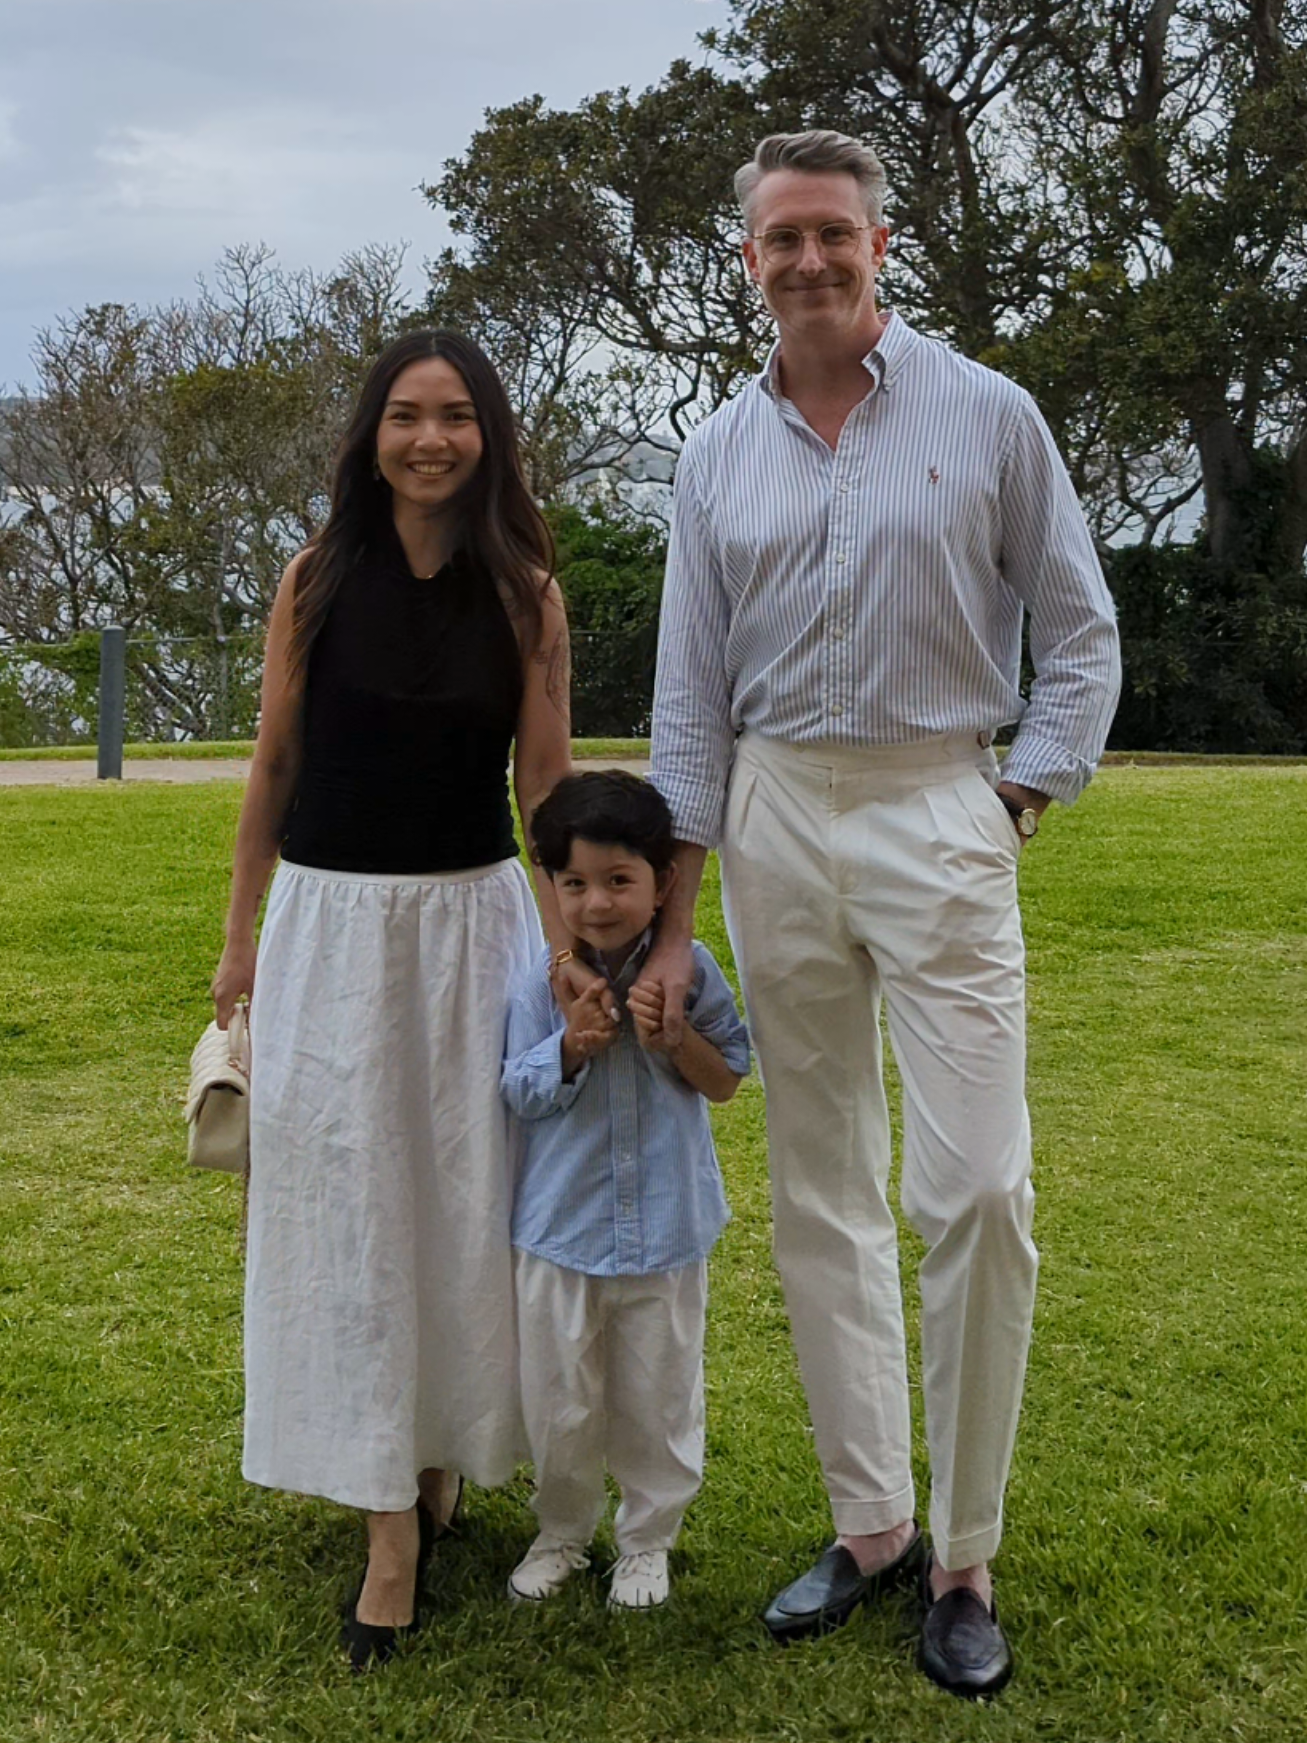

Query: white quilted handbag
[{"left": 186, "top": 1002, "right": 251, "bottom": 1174}]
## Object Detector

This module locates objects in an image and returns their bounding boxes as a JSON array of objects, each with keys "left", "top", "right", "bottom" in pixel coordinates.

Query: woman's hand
[
  {"left": 211, "top": 936, "right": 257, "bottom": 1029},
  {"left": 552, "top": 953, "right": 619, "bottom": 1024}
]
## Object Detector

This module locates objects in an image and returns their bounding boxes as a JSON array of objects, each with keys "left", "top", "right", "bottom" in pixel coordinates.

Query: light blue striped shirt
[
  {"left": 503, "top": 935, "right": 750, "bottom": 1277},
  {"left": 650, "top": 312, "right": 1122, "bottom": 847}
]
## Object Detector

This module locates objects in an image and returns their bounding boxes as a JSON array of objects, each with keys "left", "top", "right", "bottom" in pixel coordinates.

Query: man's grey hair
[{"left": 735, "top": 130, "right": 889, "bottom": 232}]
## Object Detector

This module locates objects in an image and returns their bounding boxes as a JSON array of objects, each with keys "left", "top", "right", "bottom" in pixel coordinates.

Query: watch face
[{"left": 1017, "top": 809, "right": 1039, "bottom": 837}]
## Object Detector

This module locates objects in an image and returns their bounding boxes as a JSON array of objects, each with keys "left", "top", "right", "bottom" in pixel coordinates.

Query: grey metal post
[{"left": 97, "top": 626, "right": 126, "bottom": 780}]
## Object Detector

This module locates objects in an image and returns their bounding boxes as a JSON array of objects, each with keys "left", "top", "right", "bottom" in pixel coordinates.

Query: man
[{"left": 640, "top": 130, "right": 1120, "bottom": 1698}]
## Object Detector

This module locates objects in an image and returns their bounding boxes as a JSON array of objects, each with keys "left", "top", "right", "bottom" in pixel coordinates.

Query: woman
[{"left": 211, "top": 330, "right": 576, "bottom": 1669}]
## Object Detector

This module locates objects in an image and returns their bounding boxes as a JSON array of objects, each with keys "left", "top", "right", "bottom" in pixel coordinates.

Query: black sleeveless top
[{"left": 281, "top": 530, "right": 523, "bottom": 874}]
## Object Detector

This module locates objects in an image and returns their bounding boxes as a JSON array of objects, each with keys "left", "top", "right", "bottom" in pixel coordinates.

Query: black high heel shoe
[{"left": 339, "top": 1554, "right": 424, "bottom": 1673}]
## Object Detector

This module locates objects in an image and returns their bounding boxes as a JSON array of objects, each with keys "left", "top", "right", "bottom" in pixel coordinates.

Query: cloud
[
  {"left": 93, "top": 106, "right": 416, "bottom": 227},
  {"left": 0, "top": 0, "right": 721, "bottom": 383}
]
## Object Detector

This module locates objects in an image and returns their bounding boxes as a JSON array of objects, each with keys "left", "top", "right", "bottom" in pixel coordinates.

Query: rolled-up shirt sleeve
[
  {"left": 997, "top": 392, "right": 1122, "bottom": 804},
  {"left": 686, "top": 947, "right": 751, "bottom": 1079},
  {"left": 501, "top": 960, "right": 589, "bottom": 1119},
  {"left": 650, "top": 439, "right": 736, "bottom": 849}
]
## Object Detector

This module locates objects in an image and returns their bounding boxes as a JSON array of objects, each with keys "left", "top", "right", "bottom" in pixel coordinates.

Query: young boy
[{"left": 502, "top": 771, "right": 750, "bottom": 1610}]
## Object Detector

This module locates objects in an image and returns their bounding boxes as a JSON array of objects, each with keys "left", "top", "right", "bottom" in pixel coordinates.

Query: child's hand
[
  {"left": 561, "top": 980, "right": 619, "bottom": 1078},
  {"left": 628, "top": 982, "right": 672, "bottom": 1056}
]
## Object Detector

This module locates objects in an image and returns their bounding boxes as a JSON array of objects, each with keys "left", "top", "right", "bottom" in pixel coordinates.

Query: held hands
[
  {"left": 632, "top": 960, "right": 742, "bottom": 1105},
  {"left": 631, "top": 932, "right": 694, "bottom": 1049},
  {"left": 561, "top": 980, "right": 620, "bottom": 1080},
  {"left": 552, "top": 953, "right": 619, "bottom": 1024},
  {"left": 627, "top": 982, "right": 673, "bottom": 1056}
]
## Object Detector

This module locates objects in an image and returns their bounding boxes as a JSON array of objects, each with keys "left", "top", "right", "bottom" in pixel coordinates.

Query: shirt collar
[
  {"left": 575, "top": 925, "right": 655, "bottom": 996},
  {"left": 757, "top": 309, "right": 916, "bottom": 403}
]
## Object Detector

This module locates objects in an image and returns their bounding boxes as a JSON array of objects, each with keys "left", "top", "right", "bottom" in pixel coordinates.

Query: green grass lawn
[{"left": 1, "top": 768, "right": 1304, "bottom": 1742}]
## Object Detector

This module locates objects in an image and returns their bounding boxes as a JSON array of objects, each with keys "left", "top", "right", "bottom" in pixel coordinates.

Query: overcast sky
[{"left": 0, "top": 0, "right": 729, "bottom": 388}]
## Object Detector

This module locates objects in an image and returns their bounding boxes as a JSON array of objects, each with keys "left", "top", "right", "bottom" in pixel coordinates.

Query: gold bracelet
[{"left": 549, "top": 948, "right": 575, "bottom": 979}]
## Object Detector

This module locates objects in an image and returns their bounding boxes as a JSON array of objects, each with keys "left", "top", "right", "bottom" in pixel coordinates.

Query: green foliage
[
  {"left": 1108, "top": 540, "right": 1307, "bottom": 754},
  {"left": 0, "top": 660, "right": 83, "bottom": 749},
  {"left": 550, "top": 503, "right": 667, "bottom": 737},
  {"left": 0, "top": 636, "right": 101, "bottom": 748},
  {"left": 2, "top": 771, "right": 1306, "bottom": 1738}
]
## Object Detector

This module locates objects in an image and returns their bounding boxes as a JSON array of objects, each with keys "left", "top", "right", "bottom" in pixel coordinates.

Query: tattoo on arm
[{"left": 534, "top": 626, "right": 571, "bottom": 723}]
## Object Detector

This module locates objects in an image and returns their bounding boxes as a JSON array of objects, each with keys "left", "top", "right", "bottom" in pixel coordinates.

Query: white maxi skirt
[{"left": 242, "top": 855, "right": 542, "bottom": 1512}]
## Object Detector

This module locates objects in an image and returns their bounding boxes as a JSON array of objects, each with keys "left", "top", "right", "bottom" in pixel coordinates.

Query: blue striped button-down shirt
[
  {"left": 650, "top": 312, "right": 1122, "bottom": 848},
  {"left": 502, "top": 936, "right": 750, "bottom": 1277}
]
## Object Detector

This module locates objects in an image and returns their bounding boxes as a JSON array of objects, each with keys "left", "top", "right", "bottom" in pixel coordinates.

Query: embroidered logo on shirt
[{"left": 928, "top": 467, "right": 940, "bottom": 485}]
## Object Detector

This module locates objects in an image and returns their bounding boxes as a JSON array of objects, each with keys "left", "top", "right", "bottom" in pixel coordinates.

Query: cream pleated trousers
[
  {"left": 515, "top": 1250, "right": 708, "bottom": 1555},
  {"left": 719, "top": 732, "right": 1038, "bottom": 1570},
  {"left": 243, "top": 856, "right": 542, "bottom": 1513}
]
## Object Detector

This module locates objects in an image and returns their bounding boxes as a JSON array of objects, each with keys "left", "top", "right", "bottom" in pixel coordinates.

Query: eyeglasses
[{"left": 752, "top": 223, "right": 872, "bottom": 263}]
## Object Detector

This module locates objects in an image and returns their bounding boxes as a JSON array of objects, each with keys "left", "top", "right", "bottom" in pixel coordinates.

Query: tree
[
  {"left": 425, "top": 241, "right": 659, "bottom": 502},
  {"left": 422, "top": 66, "right": 774, "bottom": 486},
  {"left": 1008, "top": 0, "right": 1307, "bottom": 573},
  {"left": 0, "top": 245, "right": 411, "bottom": 741},
  {"left": 551, "top": 502, "right": 667, "bottom": 735},
  {"left": 425, "top": 0, "right": 1307, "bottom": 747},
  {"left": 713, "top": 0, "right": 1083, "bottom": 354}
]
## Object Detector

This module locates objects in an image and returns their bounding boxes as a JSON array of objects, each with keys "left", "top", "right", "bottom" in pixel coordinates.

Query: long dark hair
[{"left": 288, "top": 330, "right": 552, "bottom": 675}]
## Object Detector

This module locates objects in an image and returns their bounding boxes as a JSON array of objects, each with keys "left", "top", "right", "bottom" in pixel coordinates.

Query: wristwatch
[{"left": 999, "top": 795, "right": 1040, "bottom": 839}]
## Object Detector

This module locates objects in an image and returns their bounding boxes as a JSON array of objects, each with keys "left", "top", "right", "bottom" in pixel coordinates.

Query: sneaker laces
[
  {"left": 530, "top": 1541, "right": 589, "bottom": 1572},
  {"left": 612, "top": 1551, "right": 663, "bottom": 1579}
]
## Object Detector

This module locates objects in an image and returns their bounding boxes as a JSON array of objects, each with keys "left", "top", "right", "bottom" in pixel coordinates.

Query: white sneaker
[
  {"left": 507, "top": 1536, "right": 589, "bottom": 1603},
  {"left": 607, "top": 1550, "right": 670, "bottom": 1610}
]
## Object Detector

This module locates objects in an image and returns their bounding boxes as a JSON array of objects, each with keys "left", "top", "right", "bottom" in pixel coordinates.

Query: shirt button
[
  {"left": 832, "top": 626, "right": 846, "bottom": 641},
  {"left": 835, "top": 552, "right": 847, "bottom": 564},
  {"left": 840, "top": 483, "right": 851, "bottom": 494},
  {"left": 831, "top": 703, "right": 845, "bottom": 718}
]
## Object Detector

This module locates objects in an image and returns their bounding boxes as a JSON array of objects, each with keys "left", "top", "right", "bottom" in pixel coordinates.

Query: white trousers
[
  {"left": 719, "top": 732, "right": 1039, "bottom": 1570},
  {"left": 515, "top": 1250, "right": 707, "bottom": 1555}
]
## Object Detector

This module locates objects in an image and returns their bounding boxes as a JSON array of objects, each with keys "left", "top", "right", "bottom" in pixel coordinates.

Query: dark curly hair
[{"left": 531, "top": 771, "right": 675, "bottom": 876}]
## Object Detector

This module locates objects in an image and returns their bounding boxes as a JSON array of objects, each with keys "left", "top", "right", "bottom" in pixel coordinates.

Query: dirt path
[{"left": 0, "top": 757, "right": 650, "bottom": 787}]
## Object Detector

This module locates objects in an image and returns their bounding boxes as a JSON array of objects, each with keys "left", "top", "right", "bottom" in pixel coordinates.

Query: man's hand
[
  {"left": 627, "top": 982, "right": 672, "bottom": 1055},
  {"left": 995, "top": 780, "right": 1050, "bottom": 842},
  {"left": 630, "top": 981, "right": 742, "bottom": 1103},
  {"left": 631, "top": 930, "right": 695, "bottom": 1049},
  {"left": 560, "top": 980, "right": 619, "bottom": 1079},
  {"left": 995, "top": 781, "right": 1050, "bottom": 817}
]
